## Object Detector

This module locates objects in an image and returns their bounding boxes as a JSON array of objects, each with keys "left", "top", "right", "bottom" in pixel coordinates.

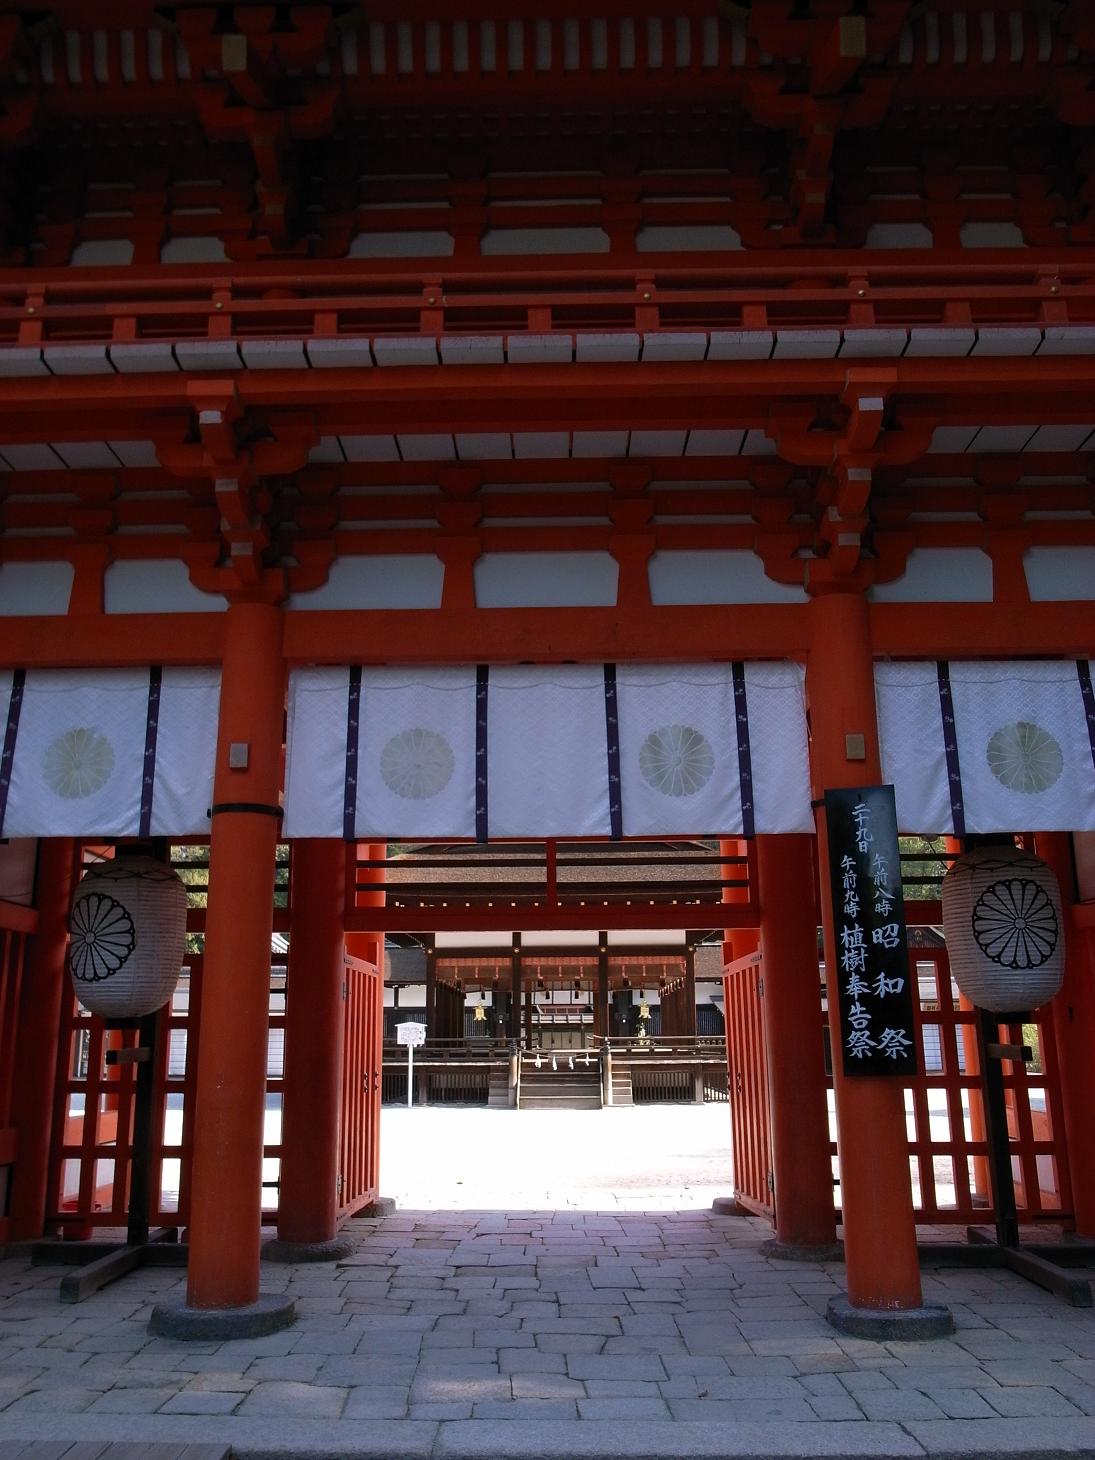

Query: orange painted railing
[{"left": 2, "top": 255, "right": 1093, "bottom": 351}]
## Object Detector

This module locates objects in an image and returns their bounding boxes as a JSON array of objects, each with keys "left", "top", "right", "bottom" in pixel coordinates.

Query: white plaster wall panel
[
  {"left": 440, "top": 336, "right": 504, "bottom": 366},
  {"left": 174, "top": 340, "right": 243, "bottom": 371},
  {"left": 641, "top": 333, "right": 708, "bottom": 362},
  {"left": 575, "top": 334, "right": 640, "bottom": 363},
  {"left": 1039, "top": 327, "right": 1095, "bottom": 356},
  {"left": 0, "top": 444, "right": 63, "bottom": 470},
  {"left": 512, "top": 433, "right": 569, "bottom": 458},
  {"left": 773, "top": 330, "right": 841, "bottom": 359},
  {"left": 708, "top": 332, "right": 774, "bottom": 360},
  {"left": 906, "top": 329, "right": 975, "bottom": 357},
  {"left": 397, "top": 433, "right": 456, "bottom": 462},
  {"left": 1023, "top": 425, "right": 1095, "bottom": 452},
  {"left": 739, "top": 430, "right": 777, "bottom": 456},
  {"left": 839, "top": 329, "right": 908, "bottom": 358},
  {"left": 456, "top": 433, "right": 511, "bottom": 460},
  {"left": 306, "top": 338, "right": 374, "bottom": 368},
  {"left": 972, "top": 327, "right": 1041, "bottom": 357},
  {"left": 160, "top": 236, "right": 228, "bottom": 263},
  {"left": 308, "top": 437, "right": 345, "bottom": 464},
  {"left": 960, "top": 221, "right": 1025, "bottom": 248},
  {"left": 636, "top": 225, "right": 742, "bottom": 251},
  {"left": 865, "top": 222, "right": 934, "bottom": 248},
  {"left": 104, "top": 560, "right": 226, "bottom": 614},
  {"left": 1024, "top": 546, "right": 1095, "bottom": 601},
  {"left": 51, "top": 442, "right": 119, "bottom": 469},
  {"left": 0, "top": 561, "right": 73, "bottom": 615},
  {"left": 481, "top": 227, "right": 610, "bottom": 255},
  {"left": 372, "top": 337, "right": 439, "bottom": 367},
  {"left": 0, "top": 839, "right": 36, "bottom": 904},
  {"left": 686, "top": 429, "right": 745, "bottom": 457},
  {"left": 349, "top": 231, "right": 454, "bottom": 257},
  {"left": 108, "top": 440, "right": 159, "bottom": 468},
  {"left": 1077, "top": 832, "right": 1095, "bottom": 902},
  {"left": 0, "top": 349, "right": 48, "bottom": 377},
  {"left": 572, "top": 430, "right": 629, "bottom": 457},
  {"left": 109, "top": 343, "right": 179, "bottom": 373},
  {"left": 968, "top": 424, "right": 1038, "bottom": 452},
  {"left": 241, "top": 339, "right": 309, "bottom": 370},
  {"left": 867, "top": 548, "right": 993, "bottom": 602},
  {"left": 506, "top": 334, "right": 574, "bottom": 364},
  {"left": 474, "top": 551, "right": 618, "bottom": 607},
  {"left": 629, "top": 430, "right": 687, "bottom": 457},
  {"left": 648, "top": 550, "right": 807, "bottom": 605},
  {"left": 287, "top": 555, "right": 444, "bottom": 611},
  {"left": 341, "top": 435, "right": 401, "bottom": 462},
  {"left": 43, "top": 346, "right": 113, "bottom": 376},
  {"left": 927, "top": 425, "right": 979, "bottom": 453},
  {"left": 70, "top": 239, "right": 134, "bottom": 266}
]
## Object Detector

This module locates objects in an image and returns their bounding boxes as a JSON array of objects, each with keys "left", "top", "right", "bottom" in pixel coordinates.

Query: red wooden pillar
[
  {"left": 1037, "top": 832, "right": 1095, "bottom": 1236},
  {"left": 721, "top": 837, "right": 759, "bottom": 964},
  {"left": 9, "top": 838, "right": 76, "bottom": 1240},
  {"left": 756, "top": 833, "right": 838, "bottom": 1254},
  {"left": 268, "top": 838, "right": 350, "bottom": 1259},
  {"left": 807, "top": 591, "right": 944, "bottom": 1333},
  {"left": 152, "top": 600, "right": 294, "bottom": 1337}
]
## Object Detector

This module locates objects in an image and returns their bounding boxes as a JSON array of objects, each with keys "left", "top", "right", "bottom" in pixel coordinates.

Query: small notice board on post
[
  {"left": 396, "top": 1021, "right": 426, "bottom": 1108},
  {"left": 823, "top": 785, "right": 918, "bottom": 1078}
]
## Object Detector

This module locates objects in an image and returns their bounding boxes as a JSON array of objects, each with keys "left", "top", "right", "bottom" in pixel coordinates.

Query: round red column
[
  {"left": 9, "top": 838, "right": 76, "bottom": 1240},
  {"left": 151, "top": 600, "right": 294, "bottom": 1338},
  {"left": 756, "top": 833, "right": 839, "bottom": 1255},
  {"left": 807, "top": 591, "right": 948, "bottom": 1337},
  {"left": 266, "top": 838, "right": 352, "bottom": 1260},
  {"left": 1037, "top": 832, "right": 1095, "bottom": 1236}
]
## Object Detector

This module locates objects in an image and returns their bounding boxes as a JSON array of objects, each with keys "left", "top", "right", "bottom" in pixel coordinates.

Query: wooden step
[{"left": 518, "top": 1064, "right": 602, "bottom": 1110}]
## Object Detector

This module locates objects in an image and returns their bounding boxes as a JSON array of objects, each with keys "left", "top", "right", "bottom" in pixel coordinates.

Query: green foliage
[{"left": 900, "top": 836, "right": 950, "bottom": 901}]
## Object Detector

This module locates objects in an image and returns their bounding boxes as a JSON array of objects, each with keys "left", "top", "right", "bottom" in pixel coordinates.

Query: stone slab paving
[{"left": 5, "top": 1207, "right": 1095, "bottom": 1458}]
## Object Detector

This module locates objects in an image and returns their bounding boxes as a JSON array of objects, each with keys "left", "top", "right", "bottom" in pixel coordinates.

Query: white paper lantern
[
  {"left": 67, "top": 855, "right": 187, "bottom": 1019},
  {"left": 942, "top": 845, "right": 1064, "bottom": 1014}
]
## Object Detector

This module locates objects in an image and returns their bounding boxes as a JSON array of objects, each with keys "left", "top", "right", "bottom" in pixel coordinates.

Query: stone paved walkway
[{"left": 5, "top": 1205, "right": 1095, "bottom": 1458}]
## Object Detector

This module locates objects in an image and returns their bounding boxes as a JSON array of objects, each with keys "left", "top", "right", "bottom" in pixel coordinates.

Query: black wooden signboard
[{"left": 824, "top": 784, "right": 918, "bottom": 1078}]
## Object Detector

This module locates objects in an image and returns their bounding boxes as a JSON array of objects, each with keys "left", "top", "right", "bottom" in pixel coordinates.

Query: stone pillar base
[
  {"left": 149, "top": 1293, "right": 296, "bottom": 1340},
  {"left": 826, "top": 1294, "right": 954, "bottom": 1341},
  {"left": 762, "top": 1238, "right": 845, "bottom": 1263},
  {"left": 261, "top": 1235, "right": 357, "bottom": 1264},
  {"left": 711, "top": 1196, "right": 741, "bottom": 1216},
  {"left": 359, "top": 1196, "right": 397, "bottom": 1217}
]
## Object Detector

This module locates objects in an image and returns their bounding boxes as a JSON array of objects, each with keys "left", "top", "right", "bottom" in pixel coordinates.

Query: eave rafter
[
  {"left": 175, "top": 6, "right": 340, "bottom": 251},
  {"left": 731, "top": 2, "right": 911, "bottom": 237}
]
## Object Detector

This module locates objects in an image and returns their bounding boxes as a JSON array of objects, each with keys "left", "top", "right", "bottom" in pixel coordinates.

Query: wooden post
[
  {"left": 807, "top": 591, "right": 926, "bottom": 1319},
  {"left": 682, "top": 938, "right": 697, "bottom": 1037},
  {"left": 177, "top": 601, "right": 290, "bottom": 1323},
  {"left": 425, "top": 937, "right": 437, "bottom": 1039},
  {"left": 510, "top": 933, "right": 521, "bottom": 1046},
  {"left": 757, "top": 833, "right": 838, "bottom": 1252},
  {"left": 10, "top": 839, "right": 76, "bottom": 1240},
  {"left": 596, "top": 933, "right": 609, "bottom": 1040},
  {"left": 274, "top": 838, "right": 347, "bottom": 1253}
]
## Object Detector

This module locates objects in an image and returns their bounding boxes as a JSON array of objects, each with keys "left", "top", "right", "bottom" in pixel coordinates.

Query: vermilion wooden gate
[
  {"left": 338, "top": 952, "right": 383, "bottom": 1219},
  {"left": 48, "top": 939, "right": 207, "bottom": 1230},
  {"left": 725, "top": 944, "right": 1073, "bottom": 1228},
  {"left": 724, "top": 950, "right": 773, "bottom": 1220}
]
